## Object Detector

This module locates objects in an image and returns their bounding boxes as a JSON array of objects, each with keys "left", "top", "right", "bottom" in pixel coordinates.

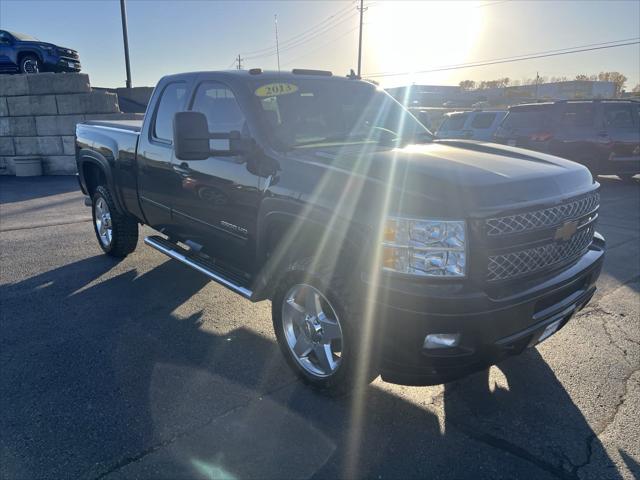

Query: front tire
[
  {"left": 19, "top": 55, "right": 40, "bottom": 74},
  {"left": 91, "top": 185, "right": 138, "bottom": 257},
  {"left": 272, "top": 259, "right": 376, "bottom": 395}
]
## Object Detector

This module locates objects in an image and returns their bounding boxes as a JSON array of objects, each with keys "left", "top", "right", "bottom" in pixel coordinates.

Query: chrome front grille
[
  {"left": 487, "top": 224, "right": 595, "bottom": 282},
  {"left": 486, "top": 192, "right": 600, "bottom": 236}
]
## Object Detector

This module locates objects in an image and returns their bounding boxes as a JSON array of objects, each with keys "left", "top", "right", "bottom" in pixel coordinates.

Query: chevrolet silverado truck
[{"left": 75, "top": 69, "right": 605, "bottom": 392}]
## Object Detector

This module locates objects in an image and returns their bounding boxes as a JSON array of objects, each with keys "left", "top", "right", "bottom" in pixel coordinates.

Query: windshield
[
  {"left": 252, "top": 79, "right": 432, "bottom": 150},
  {"left": 8, "top": 31, "right": 38, "bottom": 41}
]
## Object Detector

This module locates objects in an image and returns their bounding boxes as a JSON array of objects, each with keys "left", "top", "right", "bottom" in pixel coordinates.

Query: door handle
[{"left": 172, "top": 162, "right": 190, "bottom": 175}]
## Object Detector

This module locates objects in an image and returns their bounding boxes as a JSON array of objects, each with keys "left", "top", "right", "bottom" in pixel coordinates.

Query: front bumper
[
  {"left": 43, "top": 54, "right": 81, "bottom": 72},
  {"left": 371, "top": 233, "right": 605, "bottom": 386}
]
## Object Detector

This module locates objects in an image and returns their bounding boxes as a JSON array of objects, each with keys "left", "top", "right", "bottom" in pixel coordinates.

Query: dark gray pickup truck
[{"left": 75, "top": 69, "right": 605, "bottom": 393}]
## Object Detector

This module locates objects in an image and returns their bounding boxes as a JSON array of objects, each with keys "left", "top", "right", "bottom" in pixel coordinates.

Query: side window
[
  {"left": 0, "top": 32, "right": 12, "bottom": 45},
  {"left": 603, "top": 104, "right": 634, "bottom": 128},
  {"left": 191, "top": 82, "right": 246, "bottom": 134},
  {"left": 560, "top": 103, "right": 595, "bottom": 128},
  {"left": 153, "top": 82, "right": 187, "bottom": 142},
  {"left": 443, "top": 114, "right": 468, "bottom": 131},
  {"left": 471, "top": 113, "right": 497, "bottom": 129}
]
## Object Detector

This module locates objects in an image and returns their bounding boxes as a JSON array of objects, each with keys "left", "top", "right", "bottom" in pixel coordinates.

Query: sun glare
[{"left": 367, "top": 1, "right": 484, "bottom": 84}]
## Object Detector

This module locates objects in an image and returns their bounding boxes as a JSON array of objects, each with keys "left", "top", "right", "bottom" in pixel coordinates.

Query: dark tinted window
[
  {"left": 153, "top": 82, "right": 187, "bottom": 142},
  {"left": 560, "top": 103, "right": 595, "bottom": 127},
  {"left": 0, "top": 31, "right": 12, "bottom": 45},
  {"left": 502, "top": 107, "right": 550, "bottom": 129},
  {"left": 470, "top": 113, "right": 497, "bottom": 129},
  {"left": 192, "top": 82, "right": 246, "bottom": 133},
  {"left": 603, "top": 104, "right": 635, "bottom": 128},
  {"left": 442, "top": 114, "right": 468, "bottom": 131}
]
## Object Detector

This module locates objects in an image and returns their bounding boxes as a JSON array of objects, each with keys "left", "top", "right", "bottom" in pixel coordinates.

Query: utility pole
[
  {"left": 357, "top": 0, "right": 365, "bottom": 78},
  {"left": 274, "top": 14, "right": 281, "bottom": 73},
  {"left": 535, "top": 71, "right": 540, "bottom": 100},
  {"left": 236, "top": 54, "right": 243, "bottom": 70},
  {"left": 119, "top": 0, "right": 132, "bottom": 89}
]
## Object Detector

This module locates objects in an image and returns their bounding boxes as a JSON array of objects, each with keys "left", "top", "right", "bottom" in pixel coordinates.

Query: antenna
[{"left": 274, "top": 14, "right": 281, "bottom": 73}]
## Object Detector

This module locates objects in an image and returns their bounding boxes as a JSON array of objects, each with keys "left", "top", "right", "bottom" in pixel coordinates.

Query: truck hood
[{"left": 302, "top": 139, "right": 595, "bottom": 216}]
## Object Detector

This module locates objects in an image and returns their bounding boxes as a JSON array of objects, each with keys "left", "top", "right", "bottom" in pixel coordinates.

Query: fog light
[{"left": 423, "top": 333, "right": 461, "bottom": 349}]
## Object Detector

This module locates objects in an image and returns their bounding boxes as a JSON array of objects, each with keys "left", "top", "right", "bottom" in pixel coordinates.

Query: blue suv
[{"left": 0, "top": 30, "right": 81, "bottom": 74}]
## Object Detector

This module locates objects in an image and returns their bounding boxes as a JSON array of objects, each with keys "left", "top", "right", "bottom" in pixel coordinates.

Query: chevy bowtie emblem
[{"left": 554, "top": 220, "right": 578, "bottom": 242}]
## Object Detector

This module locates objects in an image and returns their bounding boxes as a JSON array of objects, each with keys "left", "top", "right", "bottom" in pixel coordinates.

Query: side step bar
[{"left": 144, "top": 235, "right": 253, "bottom": 299}]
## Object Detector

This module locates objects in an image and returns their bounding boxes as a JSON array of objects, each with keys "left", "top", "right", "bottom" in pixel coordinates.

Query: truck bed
[{"left": 83, "top": 119, "right": 143, "bottom": 133}]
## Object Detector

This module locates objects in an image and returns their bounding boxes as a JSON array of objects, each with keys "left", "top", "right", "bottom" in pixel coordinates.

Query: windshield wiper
[{"left": 291, "top": 133, "right": 370, "bottom": 148}]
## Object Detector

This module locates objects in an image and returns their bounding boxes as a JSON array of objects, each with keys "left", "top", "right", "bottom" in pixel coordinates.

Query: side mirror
[
  {"left": 173, "top": 111, "right": 251, "bottom": 160},
  {"left": 173, "top": 111, "right": 210, "bottom": 160}
]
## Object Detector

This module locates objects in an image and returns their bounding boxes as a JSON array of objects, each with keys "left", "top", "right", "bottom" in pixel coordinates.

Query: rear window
[
  {"left": 441, "top": 114, "right": 468, "bottom": 131},
  {"left": 603, "top": 104, "right": 636, "bottom": 128},
  {"left": 560, "top": 103, "right": 595, "bottom": 127},
  {"left": 470, "top": 113, "right": 497, "bottom": 129},
  {"left": 502, "top": 107, "right": 550, "bottom": 129}
]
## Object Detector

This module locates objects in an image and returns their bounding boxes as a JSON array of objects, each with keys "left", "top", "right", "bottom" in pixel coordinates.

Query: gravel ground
[{"left": 1, "top": 175, "right": 638, "bottom": 480}]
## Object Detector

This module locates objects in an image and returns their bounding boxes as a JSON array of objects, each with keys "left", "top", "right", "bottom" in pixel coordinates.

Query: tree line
[{"left": 458, "top": 72, "right": 637, "bottom": 96}]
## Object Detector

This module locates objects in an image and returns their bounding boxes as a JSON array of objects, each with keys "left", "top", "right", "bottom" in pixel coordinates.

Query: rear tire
[
  {"left": 91, "top": 185, "right": 138, "bottom": 257},
  {"left": 19, "top": 55, "right": 40, "bottom": 74},
  {"left": 272, "top": 258, "right": 377, "bottom": 396}
]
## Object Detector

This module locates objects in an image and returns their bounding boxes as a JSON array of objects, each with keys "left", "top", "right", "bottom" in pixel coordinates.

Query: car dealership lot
[{"left": 1, "top": 176, "right": 638, "bottom": 479}]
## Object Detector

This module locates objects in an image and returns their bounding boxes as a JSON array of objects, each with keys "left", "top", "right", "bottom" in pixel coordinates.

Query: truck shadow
[
  {"left": 0, "top": 255, "right": 623, "bottom": 480},
  {"left": 0, "top": 176, "right": 80, "bottom": 204}
]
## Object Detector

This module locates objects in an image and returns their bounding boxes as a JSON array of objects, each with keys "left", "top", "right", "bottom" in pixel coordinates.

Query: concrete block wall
[{"left": 0, "top": 73, "right": 142, "bottom": 175}]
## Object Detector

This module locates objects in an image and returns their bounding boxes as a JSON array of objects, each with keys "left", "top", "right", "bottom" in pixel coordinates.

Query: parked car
[
  {"left": 0, "top": 30, "right": 81, "bottom": 74},
  {"left": 493, "top": 100, "right": 640, "bottom": 181},
  {"left": 436, "top": 110, "right": 507, "bottom": 141},
  {"left": 75, "top": 69, "right": 604, "bottom": 393}
]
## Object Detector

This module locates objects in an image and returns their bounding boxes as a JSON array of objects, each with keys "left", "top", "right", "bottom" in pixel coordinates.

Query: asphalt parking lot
[{"left": 1, "top": 175, "right": 638, "bottom": 480}]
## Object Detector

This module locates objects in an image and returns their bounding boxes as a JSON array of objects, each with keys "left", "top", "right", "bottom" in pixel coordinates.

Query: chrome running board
[{"left": 144, "top": 235, "right": 253, "bottom": 299}]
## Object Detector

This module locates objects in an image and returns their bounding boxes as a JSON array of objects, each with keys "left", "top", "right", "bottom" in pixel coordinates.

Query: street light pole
[{"left": 120, "top": 0, "right": 132, "bottom": 89}]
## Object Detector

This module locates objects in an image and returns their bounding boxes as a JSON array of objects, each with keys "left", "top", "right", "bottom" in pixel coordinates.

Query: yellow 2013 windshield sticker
[{"left": 255, "top": 83, "right": 298, "bottom": 97}]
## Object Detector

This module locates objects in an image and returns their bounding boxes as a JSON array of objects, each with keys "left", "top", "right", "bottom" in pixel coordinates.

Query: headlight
[
  {"left": 382, "top": 217, "right": 466, "bottom": 277},
  {"left": 41, "top": 45, "right": 56, "bottom": 54}
]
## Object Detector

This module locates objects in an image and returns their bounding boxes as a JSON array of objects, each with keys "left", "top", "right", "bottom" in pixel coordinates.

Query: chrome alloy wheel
[
  {"left": 282, "top": 284, "right": 344, "bottom": 378},
  {"left": 94, "top": 196, "right": 113, "bottom": 247},
  {"left": 22, "top": 58, "right": 39, "bottom": 74}
]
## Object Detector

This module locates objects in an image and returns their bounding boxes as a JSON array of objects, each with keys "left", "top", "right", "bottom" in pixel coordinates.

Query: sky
[{"left": 1, "top": 0, "right": 639, "bottom": 90}]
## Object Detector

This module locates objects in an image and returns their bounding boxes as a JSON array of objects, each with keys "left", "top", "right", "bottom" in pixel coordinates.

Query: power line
[
  {"left": 282, "top": 25, "right": 360, "bottom": 68},
  {"left": 240, "top": 2, "right": 355, "bottom": 57},
  {"left": 244, "top": 11, "right": 358, "bottom": 61},
  {"left": 364, "top": 38, "right": 640, "bottom": 78}
]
